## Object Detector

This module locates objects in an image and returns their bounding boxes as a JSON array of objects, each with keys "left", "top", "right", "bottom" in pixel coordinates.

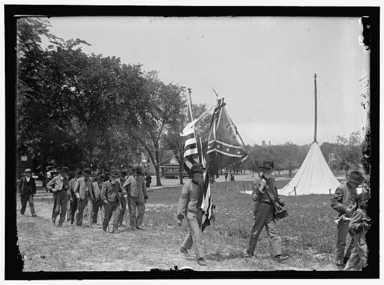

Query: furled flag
[
  {"left": 201, "top": 97, "right": 248, "bottom": 230},
  {"left": 199, "top": 138, "right": 215, "bottom": 231},
  {"left": 207, "top": 98, "right": 248, "bottom": 174}
]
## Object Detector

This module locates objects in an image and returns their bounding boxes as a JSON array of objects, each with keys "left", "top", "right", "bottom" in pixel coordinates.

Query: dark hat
[
  {"left": 190, "top": 163, "right": 205, "bottom": 174},
  {"left": 24, "top": 168, "right": 32, "bottom": 173},
  {"left": 347, "top": 170, "right": 364, "bottom": 185},
  {"left": 260, "top": 161, "right": 274, "bottom": 171},
  {"left": 136, "top": 166, "right": 144, "bottom": 175},
  {"left": 83, "top": 168, "right": 91, "bottom": 175}
]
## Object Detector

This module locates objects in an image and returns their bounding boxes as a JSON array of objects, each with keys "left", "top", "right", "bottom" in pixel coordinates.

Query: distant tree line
[{"left": 237, "top": 131, "right": 363, "bottom": 176}]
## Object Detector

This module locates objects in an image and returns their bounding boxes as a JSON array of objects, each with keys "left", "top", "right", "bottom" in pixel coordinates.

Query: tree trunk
[
  {"left": 154, "top": 148, "right": 162, "bottom": 186},
  {"left": 178, "top": 163, "right": 184, "bottom": 185}
]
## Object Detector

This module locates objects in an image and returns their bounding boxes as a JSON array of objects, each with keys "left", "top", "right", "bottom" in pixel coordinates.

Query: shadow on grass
[{"left": 205, "top": 250, "right": 246, "bottom": 261}]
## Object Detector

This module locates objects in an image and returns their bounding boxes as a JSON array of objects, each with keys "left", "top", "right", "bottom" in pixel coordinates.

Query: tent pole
[{"left": 314, "top": 73, "right": 318, "bottom": 143}]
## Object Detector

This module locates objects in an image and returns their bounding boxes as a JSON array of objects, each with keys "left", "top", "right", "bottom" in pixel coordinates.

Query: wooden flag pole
[
  {"left": 314, "top": 73, "right": 318, "bottom": 143},
  {"left": 187, "top": 88, "right": 194, "bottom": 122}
]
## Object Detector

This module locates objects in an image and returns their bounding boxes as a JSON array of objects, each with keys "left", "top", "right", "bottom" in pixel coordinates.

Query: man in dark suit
[{"left": 19, "top": 168, "right": 37, "bottom": 217}]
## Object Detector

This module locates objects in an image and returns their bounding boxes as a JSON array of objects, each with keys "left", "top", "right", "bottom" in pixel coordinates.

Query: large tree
[{"left": 131, "top": 72, "right": 185, "bottom": 186}]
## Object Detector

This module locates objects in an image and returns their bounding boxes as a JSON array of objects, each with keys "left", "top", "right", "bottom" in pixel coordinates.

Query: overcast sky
[{"left": 47, "top": 17, "right": 369, "bottom": 145}]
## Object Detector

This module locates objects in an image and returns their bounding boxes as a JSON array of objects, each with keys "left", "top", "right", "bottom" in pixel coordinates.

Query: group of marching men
[
  {"left": 18, "top": 161, "right": 370, "bottom": 269},
  {"left": 19, "top": 166, "right": 148, "bottom": 233}
]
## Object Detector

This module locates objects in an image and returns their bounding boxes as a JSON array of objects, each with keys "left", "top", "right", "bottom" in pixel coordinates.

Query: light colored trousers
[
  {"left": 336, "top": 220, "right": 354, "bottom": 264},
  {"left": 129, "top": 197, "right": 145, "bottom": 228},
  {"left": 344, "top": 232, "right": 368, "bottom": 271},
  {"left": 181, "top": 211, "right": 204, "bottom": 259}
]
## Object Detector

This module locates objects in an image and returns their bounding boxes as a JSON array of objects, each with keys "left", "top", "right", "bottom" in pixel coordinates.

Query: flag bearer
[
  {"left": 46, "top": 166, "right": 70, "bottom": 227},
  {"left": 245, "top": 161, "right": 288, "bottom": 262},
  {"left": 176, "top": 163, "right": 207, "bottom": 266},
  {"left": 19, "top": 168, "right": 37, "bottom": 217},
  {"left": 331, "top": 170, "right": 365, "bottom": 267},
  {"left": 101, "top": 169, "right": 122, "bottom": 233}
]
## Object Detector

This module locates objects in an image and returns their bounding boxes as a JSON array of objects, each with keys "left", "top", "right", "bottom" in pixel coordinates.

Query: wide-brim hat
[
  {"left": 259, "top": 161, "right": 274, "bottom": 171},
  {"left": 83, "top": 168, "right": 91, "bottom": 175},
  {"left": 347, "top": 170, "right": 364, "bottom": 185}
]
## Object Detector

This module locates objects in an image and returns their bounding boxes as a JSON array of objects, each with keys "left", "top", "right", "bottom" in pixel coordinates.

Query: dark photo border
[{"left": 4, "top": 4, "right": 380, "bottom": 280}]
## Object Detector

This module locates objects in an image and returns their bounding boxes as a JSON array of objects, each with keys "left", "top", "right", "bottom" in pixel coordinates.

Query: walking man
[
  {"left": 331, "top": 170, "right": 365, "bottom": 267},
  {"left": 46, "top": 166, "right": 70, "bottom": 227},
  {"left": 74, "top": 168, "right": 93, "bottom": 226},
  {"left": 19, "top": 168, "right": 37, "bottom": 217},
  {"left": 176, "top": 163, "right": 207, "bottom": 266},
  {"left": 126, "top": 167, "right": 148, "bottom": 230},
  {"left": 67, "top": 169, "right": 80, "bottom": 224},
  {"left": 117, "top": 170, "right": 127, "bottom": 227},
  {"left": 245, "top": 161, "right": 288, "bottom": 262},
  {"left": 145, "top": 172, "right": 152, "bottom": 188},
  {"left": 90, "top": 173, "right": 103, "bottom": 226},
  {"left": 101, "top": 169, "right": 122, "bottom": 233}
]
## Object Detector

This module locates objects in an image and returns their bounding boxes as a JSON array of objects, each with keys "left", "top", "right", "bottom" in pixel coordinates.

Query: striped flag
[{"left": 181, "top": 122, "right": 200, "bottom": 171}]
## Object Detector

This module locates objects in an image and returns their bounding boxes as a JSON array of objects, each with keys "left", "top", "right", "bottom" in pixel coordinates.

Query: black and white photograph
[{"left": 2, "top": 3, "right": 380, "bottom": 280}]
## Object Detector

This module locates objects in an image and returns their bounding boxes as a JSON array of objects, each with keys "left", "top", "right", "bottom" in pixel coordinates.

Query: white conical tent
[{"left": 280, "top": 142, "right": 340, "bottom": 195}]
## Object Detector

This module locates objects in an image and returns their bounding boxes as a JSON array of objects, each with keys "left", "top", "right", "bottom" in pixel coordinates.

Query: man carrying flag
[{"left": 176, "top": 163, "right": 207, "bottom": 266}]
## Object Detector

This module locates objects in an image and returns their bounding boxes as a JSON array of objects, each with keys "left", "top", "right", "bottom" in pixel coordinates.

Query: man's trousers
[
  {"left": 344, "top": 232, "right": 368, "bottom": 271},
  {"left": 76, "top": 197, "right": 92, "bottom": 226},
  {"left": 20, "top": 194, "right": 36, "bottom": 216},
  {"left": 247, "top": 202, "right": 282, "bottom": 257},
  {"left": 52, "top": 191, "right": 68, "bottom": 226},
  {"left": 336, "top": 219, "right": 354, "bottom": 264},
  {"left": 67, "top": 197, "right": 78, "bottom": 224},
  {"left": 129, "top": 197, "right": 145, "bottom": 229},
  {"left": 91, "top": 199, "right": 104, "bottom": 225},
  {"left": 181, "top": 211, "right": 204, "bottom": 259},
  {"left": 117, "top": 196, "right": 127, "bottom": 227},
  {"left": 103, "top": 200, "right": 120, "bottom": 232}
]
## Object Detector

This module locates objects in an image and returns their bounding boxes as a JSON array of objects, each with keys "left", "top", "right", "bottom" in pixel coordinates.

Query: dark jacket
[
  {"left": 251, "top": 177, "right": 279, "bottom": 205},
  {"left": 331, "top": 184, "right": 358, "bottom": 217},
  {"left": 19, "top": 177, "right": 36, "bottom": 196},
  {"left": 101, "top": 180, "right": 122, "bottom": 203}
]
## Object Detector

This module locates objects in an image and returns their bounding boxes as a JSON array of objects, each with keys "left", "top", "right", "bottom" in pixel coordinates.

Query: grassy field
[{"left": 17, "top": 180, "right": 339, "bottom": 271}]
